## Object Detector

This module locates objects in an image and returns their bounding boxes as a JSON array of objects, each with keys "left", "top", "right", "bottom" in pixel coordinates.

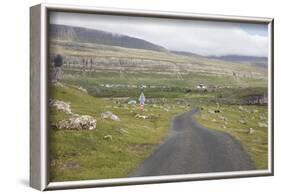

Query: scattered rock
[
  {"left": 111, "top": 114, "right": 120, "bottom": 121},
  {"left": 208, "top": 109, "right": 215, "bottom": 114},
  {"left": 164, "top": 108, "right": 170, "bottom": 112},
  {"left": 148, "top": 114, "right": 159, "bottom": 119},
  {"left": 70, "top": 84, "right": 88, "bottom": 93},
  {"left": 76, "top": 86, "right": 88, "bottom": 93},
  {"left": 253, "top": 109, "right": 259, "bottom": 113},
  {"left": 222, "top": 125, "right": 227, "bottom": 129},
  {"left": 128, "top": 100, "right": 137, "bottom": 105},
  {"left": 176, "top": 101, "right": 180, "bottom": 105},
  {"left": 50, "top": 99, "right": 72, "bottom": 114},
  {"left": 258, "top": 122, "right": 268, "bottom": 128},
  {"left": 135, "top": 114, "right": 148, "bottom": 119},
  {"left": 212, "top": 119, "right": 216, "bottom": 122},
  {"left": 104, "top": 135, "right": 113, "bottom": 141},
  {"left": 56, "top": 115, "right": 97, "bottom": 130},
  {"left": 238, "top": 106, "right": 244, "bottom": 111},
  {"left": 218, "top": 115, "right": 226, "bottom": 121},
  {"left": 101, "top": 111, "right": 120, "bottom": 121},
  {"left": 52, "top": 81, "right": 64, "bottom": 87},
  {"left": 248, "top": 128, "right": 255, "bottom": 134},
  {"left": 239, "top": 119, "right": 247, "bottom": 125}
]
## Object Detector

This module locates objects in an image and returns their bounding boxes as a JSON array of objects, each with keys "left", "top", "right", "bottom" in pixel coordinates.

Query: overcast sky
[{"left": 50, "top": 11, "right": 268, "bottom": 57}]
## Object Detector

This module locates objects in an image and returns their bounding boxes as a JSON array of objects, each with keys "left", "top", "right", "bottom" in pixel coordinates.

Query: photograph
[{"left": 47, "top": 10, "right": 272, "bottom": 183}]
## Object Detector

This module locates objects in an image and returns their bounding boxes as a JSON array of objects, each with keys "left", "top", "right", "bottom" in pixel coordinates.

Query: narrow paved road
[{"left": 131, "top": 108, "right": 255, "bottom": 177}]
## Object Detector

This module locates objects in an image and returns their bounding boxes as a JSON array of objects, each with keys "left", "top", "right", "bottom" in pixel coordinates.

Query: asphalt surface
[{"left": 131, "top": 108, "right": 255, "bottom": 177}]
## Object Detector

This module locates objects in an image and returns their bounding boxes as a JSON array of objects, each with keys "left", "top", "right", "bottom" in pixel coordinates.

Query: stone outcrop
[
  {"left": 50, "top": 99, "right": 72, "bottom": 114},
  {"left": 104, "top": 135, "right": 113, "bottom": 141},
  {"left": 56, "top": 115, "right": 97, "bottom": 130},
  {"left": 101, "top": 111, "right": 120, "bottom": 121},
  {"left": 50, "top": 98, "right": 97, "bottom": 130},
  {"left": 71, "top": 85, "right": 88, "bottom": 93}
]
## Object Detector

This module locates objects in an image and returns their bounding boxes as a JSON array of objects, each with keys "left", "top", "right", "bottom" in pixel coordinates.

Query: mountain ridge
[
  {"left": 50, "top": 24, "right": 268, "bottom": 69},
  {"left": 171, "top": 50, "right": 268, "bottom": 68},
  {"left": 50, "top": 24, "right": 167, "bottom": 52}
]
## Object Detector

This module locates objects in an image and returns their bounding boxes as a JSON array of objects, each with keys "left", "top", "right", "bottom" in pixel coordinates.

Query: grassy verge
[
  {"left": 49, "top": 84, "right": 189, "bottom": 181},
  {"left": 194, "top": 104, "right": 268, "bottom": 169}
]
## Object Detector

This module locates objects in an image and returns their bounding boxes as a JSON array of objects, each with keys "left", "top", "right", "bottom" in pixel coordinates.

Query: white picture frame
[{"left": 30, "top": 3, "right": 274, "bottom": 191}]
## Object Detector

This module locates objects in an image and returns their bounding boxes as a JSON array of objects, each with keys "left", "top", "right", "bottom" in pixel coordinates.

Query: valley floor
[
  {"left": 49, "top": 83, "right": 268, "bottom": 182},
  {"left": 49, "top": 84, "right": 190, "bottom": 181}
]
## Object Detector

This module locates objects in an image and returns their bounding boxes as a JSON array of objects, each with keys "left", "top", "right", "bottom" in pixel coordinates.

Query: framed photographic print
[{"left": 30, "top": 3, "right": 274, "bottom": 191}]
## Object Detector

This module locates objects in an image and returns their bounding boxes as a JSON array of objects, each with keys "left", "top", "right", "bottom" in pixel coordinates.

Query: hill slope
[
  {"left": 208, "top": 55, "right": 268, "bottom": 68},
  {"left": 50, "top": 24, "right": 167, "bottom": 52},
  {"left": 49, "top": 84, "right": 189, "bottom": 181}
]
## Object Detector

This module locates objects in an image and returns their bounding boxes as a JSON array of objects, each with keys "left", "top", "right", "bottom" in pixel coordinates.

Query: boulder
[
  {"left": 135, "top": 114, "right": 148, "bottom": 119},
  {"left": 238, "top": 106, "right": 243, "bottom": 111},
  {"left": 50, "top": 99, "right": 72, "bottom": 114},
  {"left": 70, "top": 84, "right": 88, "bottom": 93},
  {"left": 77, "top": 86, "right": 88, "bottom": 93},
  {"left": 164, "top": 108, "right": 170, "bottom": 112},
  {"left": 258, "top": 122, "right": 268, "bottom": 128},
  {"left": 56, "top": 115, "right": 97, "bottom": 130},
  {"left": 128, "top": 100, "right": 137, "bottom": 105},
  {"left": 239, "top": 119, "right": 247, "bottom": 125},
  {"left": 218, "top": 115, "right": 226, "bottom": 121},
  {"left": 104, "top": 135, "right": 113, "bottom": 141},
  {"left": 101, "top": 111, "right": 120, "bottom": 121},
  {"left": 248, "top": 128, "right": 255, "bottom": 134}
]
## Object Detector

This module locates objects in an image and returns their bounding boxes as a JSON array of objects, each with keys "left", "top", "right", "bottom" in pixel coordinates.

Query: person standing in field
[{"left": 53, "top": 54, "right": 63, "bottom": 82}]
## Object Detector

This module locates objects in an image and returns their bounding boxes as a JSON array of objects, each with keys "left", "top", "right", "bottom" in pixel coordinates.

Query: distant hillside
[
  {"left": 171, "top": 50, "right": 203, "bottom": 58},
  {"left": 171, "top": 51, "right": 268, "bottom": 69},
  {"left": 208, "top": 55, "right": 268, "bottom": 68},
  {"left": 50, "top": 24, "right": 167, "bottom": 52}
]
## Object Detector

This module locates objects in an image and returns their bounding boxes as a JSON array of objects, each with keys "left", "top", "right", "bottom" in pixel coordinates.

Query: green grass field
[
  {"left": 49, "top": 84, "right": 190, "bottom": 181},
  {"left": 195, "top": 105, "right": 268, "bottom": 169},
  {"left": 48, "top": 39, "right": 269, "bottom": 181}
]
